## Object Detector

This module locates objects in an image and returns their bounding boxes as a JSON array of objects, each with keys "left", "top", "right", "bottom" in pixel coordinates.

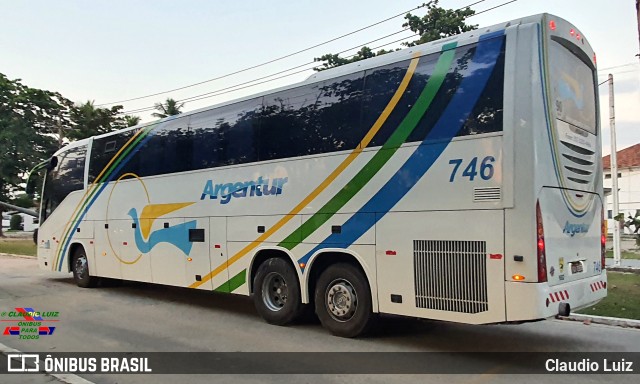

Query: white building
[
  {"left": 0, "top": 212, "right": 39, "bottom": 232},
  {"left": 1, "top": 214, "right": 10, "bottom": 228},
  {"left": 603, "top": 143, "right": 640, "bottom": 234}
]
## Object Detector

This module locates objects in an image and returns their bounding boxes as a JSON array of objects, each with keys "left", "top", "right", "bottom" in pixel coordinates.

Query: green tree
[
  {"left": 67, "top": 101, "right": 127, "bottom": 140},
  {"left": 125, "top": 115, "right": 141, "bottom": 127},
  {"left": 152, "top": 98, "right": 185, "bottom": 119},
  {"left": 314, "top": 0, "right": 476, "bottom": 71},
  {"left": 314, "top": 46, "right": 390, "bottom": 71},
  {"left": 9, "top": 214, "right": 22, "bottom": 231},
  {"left": 11, "top": 193, "right": 35, "bottom": 209},
  {"left": 402, "top": 0, "right": 477, "bottom": 47},
  {"left": 0, "top": 73, "right": 63, "bottom": 237}
]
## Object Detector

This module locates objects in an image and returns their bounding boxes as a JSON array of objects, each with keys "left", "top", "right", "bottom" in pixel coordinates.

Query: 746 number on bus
[{"left": 448, "top": 156, "right": 495, "bottom": 182}]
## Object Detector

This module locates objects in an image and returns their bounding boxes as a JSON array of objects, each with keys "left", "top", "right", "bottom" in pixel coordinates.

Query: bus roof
[{"left": 82, "top": 13, "right": 589, "bottom": 146}]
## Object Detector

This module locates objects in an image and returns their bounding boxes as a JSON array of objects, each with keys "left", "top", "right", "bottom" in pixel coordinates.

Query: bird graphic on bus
[{"left": 127, "top": 202, "right": 197, "bottom": 255}]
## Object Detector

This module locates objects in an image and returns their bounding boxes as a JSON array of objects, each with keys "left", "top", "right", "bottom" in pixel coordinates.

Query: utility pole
[
  {"left": 636, "top": 0, "right": 640, "bottom": 61},
  {"left": 609, "top": 74, "right": 621, "bottom": 267},
  {"left": 57, "top": 111, "right": 64, "bottom": 148}
]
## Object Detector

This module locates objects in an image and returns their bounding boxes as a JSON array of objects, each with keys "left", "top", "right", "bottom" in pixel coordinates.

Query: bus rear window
[{"left": 548, "top": 39, "right": 597, "bottom": 134}]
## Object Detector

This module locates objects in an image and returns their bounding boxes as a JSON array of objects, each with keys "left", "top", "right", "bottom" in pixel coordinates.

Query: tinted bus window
[
  {"left": 42, "top": 145, "right": 87, "bottom": 221},
  {"left": 89, "top": 130, "right": 136, "bottom": 182},
  {"left": 548, "top": 39, "right": 596, "bottom": 134},
  {"left": 313, "top": 72, "right": 366, "bottom": 152},
  {"left": 260, "top": 72, "right": 365, "bottom": 160},
  {"left": 191, "top": 98, "right": 262, "bottom": 168},
  {"left": 362, "top": 59, "right": 413, "bottom": 147},
  {"left": 406, "top": 38, "right": 505, "bottom": 143}
]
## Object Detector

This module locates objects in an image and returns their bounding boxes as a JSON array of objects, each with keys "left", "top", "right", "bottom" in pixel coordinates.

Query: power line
[
  {"left": 99, "top": 1, "right": 492, "bottom": 108},
  {"left": 119, "top": 0, "right": 518, "bottom": 116},
  {"left": 598, "top": 69, "right": 640, "bottom": 77},
  {"left": 597, "top": 62, "right": 640, "bottom": 71},
  {"left": 120, "top": 29, "right": 417, "bottom": 115},
  {"left": 469, "top": 0, "right": 517, "bottom": 17},
  {"left": 95, "top": 2, "right": 441, "bottom": 107}
]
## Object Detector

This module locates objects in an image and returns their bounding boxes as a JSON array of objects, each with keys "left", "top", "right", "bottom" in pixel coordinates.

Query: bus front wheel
[
  {"left": 314, "top": 263, "right": 375, "bottom": 338},
  {"left": 252, "top": 258, "right": 303, "bottom": 325},
  {"left": 72, "top": 247, "right": 98, "bottom": 288}
]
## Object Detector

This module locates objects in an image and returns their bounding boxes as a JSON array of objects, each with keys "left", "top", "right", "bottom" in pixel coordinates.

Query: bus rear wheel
[
  {"left": 72, "top": 247, "right": 98, "bottom": 288},
  {"left": 314, "top": 263, "right": 375, "bottom": 338},
  {"left": 252, "top": 258, "right": 303, "bottom": 325}
]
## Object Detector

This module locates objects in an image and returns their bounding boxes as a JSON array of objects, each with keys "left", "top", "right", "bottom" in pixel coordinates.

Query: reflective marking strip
[{"left": 188, "top": 57, "right": 422, "bottom": 289}]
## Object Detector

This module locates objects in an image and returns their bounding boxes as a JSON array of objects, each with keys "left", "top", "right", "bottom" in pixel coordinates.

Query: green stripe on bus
[
  {"left": 278, "top": 43, "right": 457, "bottom": 249},
  {"left": 215, "top": 269, "right": 247, "bottom": 293}
]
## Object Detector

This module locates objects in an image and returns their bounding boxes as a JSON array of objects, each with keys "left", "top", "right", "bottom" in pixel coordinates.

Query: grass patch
[
  {"left": 577, "top": 272, "right": 640, "bottom": 320},
  {"left": 605, "top": 250, "right": 640, "bottom": 260},
  {"left": 0, "top": 238, "right": 36, "bottom": 256}
]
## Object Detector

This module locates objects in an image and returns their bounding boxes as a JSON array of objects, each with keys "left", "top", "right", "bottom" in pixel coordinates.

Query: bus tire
[
  {"left": 314, "top": 263, "right": 375, "bottom": 338},
  {"left": 72, "top": 247, "right": 98, "bottom": 288},
  {"left": 252, "top": 258, "right": 303, "bottom": 325}
]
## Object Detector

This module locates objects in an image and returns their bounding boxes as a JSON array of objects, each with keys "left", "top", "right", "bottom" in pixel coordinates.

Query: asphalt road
[{"left": 0, "top": 254, "right": 638, "bottom": 384}]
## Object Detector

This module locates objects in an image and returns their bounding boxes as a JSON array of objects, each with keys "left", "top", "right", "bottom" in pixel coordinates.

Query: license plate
[{"left": 570, "top": 261, "right": 583, "bottom": 274}]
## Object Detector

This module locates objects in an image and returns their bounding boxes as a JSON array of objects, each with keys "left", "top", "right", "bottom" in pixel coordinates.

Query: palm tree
[
  {"left": 152, "top": 98, "right": 185, "bottom": 119},
  {"left": 124, "top": 115, "right": 141, "bottom": 127}
]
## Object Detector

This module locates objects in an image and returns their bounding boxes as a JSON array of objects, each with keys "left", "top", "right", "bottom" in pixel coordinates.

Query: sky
[{"left": 1, "top": 0, "right": 638, "bottom": 155}]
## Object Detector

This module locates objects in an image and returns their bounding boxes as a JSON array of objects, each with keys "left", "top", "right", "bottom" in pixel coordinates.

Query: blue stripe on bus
[{"left": 298, "top": 31, "right": 506, "bottom": 267}]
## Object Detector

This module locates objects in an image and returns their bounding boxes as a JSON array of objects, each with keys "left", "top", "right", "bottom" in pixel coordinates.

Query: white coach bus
[{"left": 36, "top": 14, "right": 606, "bottom": 337}]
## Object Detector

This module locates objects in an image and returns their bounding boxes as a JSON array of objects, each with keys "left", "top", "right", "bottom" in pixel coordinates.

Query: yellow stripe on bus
[{"left": 189, "top": 56, "right": 421, "bottom": 288}]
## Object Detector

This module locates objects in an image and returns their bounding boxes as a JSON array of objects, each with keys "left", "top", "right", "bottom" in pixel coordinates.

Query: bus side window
[
  {"left": 362, "top": 59, "right": 415, "bottom": 148},
  {"left": 314, "top": 71, "right": 366, "bottom": 153},
  {"left": 459, "top": 37, "right": 506, "bottom": 136}
]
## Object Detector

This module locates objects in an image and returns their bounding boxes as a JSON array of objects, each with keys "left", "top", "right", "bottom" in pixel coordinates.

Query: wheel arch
[
  {"left": 67, "top": 242, "right": 85, "bottom": 273},
  {"left": 248, "top": 246, "right": 302, "bottom": 295},
  {"left": 303, "top": 249, "right": 378, "bottom": 312}
]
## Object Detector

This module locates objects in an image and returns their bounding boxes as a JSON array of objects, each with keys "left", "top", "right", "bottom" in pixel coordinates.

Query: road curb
[
  {"left": 559, "top": 313, "right": 640, "bottom": 329},
  {"left": 0, "top": 252, "right": 36, "bottom": 259},
  {"left": 0, "top": 341, "right": 95, "bottom": 384},
  {"left": 608, "top": 266, "right": 640, "bottom": 274}
]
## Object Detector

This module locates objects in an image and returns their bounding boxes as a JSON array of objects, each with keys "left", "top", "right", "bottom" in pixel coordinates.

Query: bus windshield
[
  {"left": 41, "top": 145, "right": 87, "bottom": 223},
  {"left": 548, "top": 39, "right": 597, "bottom": 134}
]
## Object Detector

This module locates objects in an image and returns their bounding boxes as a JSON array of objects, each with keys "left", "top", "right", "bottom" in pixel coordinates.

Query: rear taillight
[
  {"left": 601, "top": 209, "right": 606, "bottom": 271},
  {"left": 536, "top": 202, "right": 547, "bottom": 282}
]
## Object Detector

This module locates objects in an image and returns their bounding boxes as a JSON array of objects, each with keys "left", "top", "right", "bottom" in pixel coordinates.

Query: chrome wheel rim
[
  {"left": 75, "top": 255, "right": 88, "bottom": 280},
  {"left": 325, "top": 278, "right": 358, "bottom": 322},
  {"left": 261, "top": 272, "right": 288, "bottom": 312}
]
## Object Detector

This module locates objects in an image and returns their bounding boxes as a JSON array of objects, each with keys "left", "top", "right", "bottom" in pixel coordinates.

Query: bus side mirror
[
  {"left": 26, "top": 179, "right": 35, "bottom": 196},
  {"left": 48, "top": 156, "right": 58, "bottom": 170}
]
